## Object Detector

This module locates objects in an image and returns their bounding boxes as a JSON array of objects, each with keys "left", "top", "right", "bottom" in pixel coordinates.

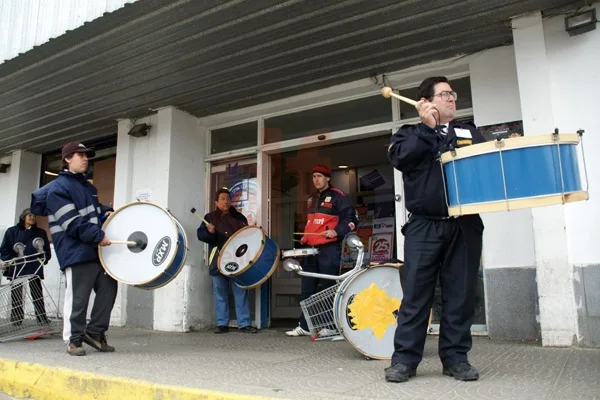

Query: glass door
[{"left": 208, "top": 157, "right": 258, "bottom": 326}]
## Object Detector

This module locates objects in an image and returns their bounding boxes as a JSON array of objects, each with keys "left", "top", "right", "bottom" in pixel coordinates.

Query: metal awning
[{"left": 0, "top": 0, "right": 583, "bottom": 155}]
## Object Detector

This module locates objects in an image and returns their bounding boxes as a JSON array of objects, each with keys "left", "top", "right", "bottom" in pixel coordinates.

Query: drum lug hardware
[
  {"left": 552, "top": 128, "right": 560, "bottom": 141},
  {"left": 577, "top": 129, "right": 584, "bottom": 137},
  {"left": 448, "top": 145, "right": 456, "bottom": 157},
  {"left": 494, "top": 137, "right": 505, "bottom": 148}
]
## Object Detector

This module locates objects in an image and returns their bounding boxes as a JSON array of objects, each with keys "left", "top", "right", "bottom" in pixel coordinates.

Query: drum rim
[
  {"left": 281, "top": 247, "right": 318, "bottom": 256},
  {"left": 447, "top": 190, "right": 589, "bottom": 216},
  {"left": 440, "top": 133, "right": 580, "bottom": 163},
  {"left": 233, "top": 252, "right": 280, "bottom": 290},
  {"left": 139, "top": 218, "right": 190, "bottom": 290},
  {"left": 98, "top": 201, "right": 183, "bottom": 286},
  {"left": 334, "top": 263, "right": 403, "bottom": 361},
  {"left": 217, "top": 225, "right": 268, "bottom": 277}
]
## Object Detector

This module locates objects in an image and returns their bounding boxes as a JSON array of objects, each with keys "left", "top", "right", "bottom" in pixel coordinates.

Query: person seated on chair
[
  {"left": 0, "top": 208, "right": 52, "bottom": 326},
  {"left": 285, "top": 165, "right": 358, "bottom": 337},
  {"left": 197, "top": 188, "right": 258, "bottom": 334}
]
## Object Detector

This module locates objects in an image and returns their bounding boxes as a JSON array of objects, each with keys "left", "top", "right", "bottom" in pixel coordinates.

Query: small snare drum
[{"left": 281, "top": 247, "right": 319, "bottom": 259}]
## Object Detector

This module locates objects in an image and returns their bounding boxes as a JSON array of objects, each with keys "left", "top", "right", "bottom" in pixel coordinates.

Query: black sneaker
[
  {"left": 214, "top": 326, "right": 229, "bottom": 334},
  {"left": 83, "top": 332, "right": 115, "bottom": 352},
  {"left": 238, "top": 326, "right": 258, "bottom": 333},
  {"left": 67, "top": 342, "right": 86, "bottom": 356},
  {"left": 443, "top": 362, "right": 480, "bottom": 381},
  {"left": 384, "top": 363, "right": 417, "bottom": 383}
]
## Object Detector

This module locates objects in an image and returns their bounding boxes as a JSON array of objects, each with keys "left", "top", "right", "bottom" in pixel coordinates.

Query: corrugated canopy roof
[{"left": 0, "top": 0, "right": 585, "bottom": 155}]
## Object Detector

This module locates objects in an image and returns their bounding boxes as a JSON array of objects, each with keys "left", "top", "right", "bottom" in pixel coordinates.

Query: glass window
[
  {"left": 210, "top": 121, "right": 257, "bottom": 154},
  {"left": 398, "top": 76, "right": 472, "bottom": 120},
  {"left": 264, "top": 95, "right": 392, "bottom": 144}
]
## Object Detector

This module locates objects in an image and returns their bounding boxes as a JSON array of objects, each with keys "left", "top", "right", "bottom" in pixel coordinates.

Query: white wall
[
  {"left": 543, "top": 4, "right": 600, "bottom": 266},
  {"left": 0, "top": 150, "right": 42, "bottom": 233},
  {"left": 0, "top": 0, "right": 140, "bottom": 64},
  {"left": 0, "top": 154, "right": 13, "bottom": 235},
  {"left": 470, "top": 46, "right": 536, "bottom": 270}
]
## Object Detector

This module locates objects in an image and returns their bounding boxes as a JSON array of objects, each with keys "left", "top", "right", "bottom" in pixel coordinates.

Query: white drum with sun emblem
[
  {"left": 333, "top": 264, "right": 403, "bottom": 360},
  {"left": 98, "top": 201, "right": 188, "bottom": 290}
]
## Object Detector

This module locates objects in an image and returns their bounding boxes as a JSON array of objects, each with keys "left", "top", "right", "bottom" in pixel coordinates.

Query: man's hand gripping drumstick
[{"left": 381, "top": 86, "right": 440, "bottom": 129}]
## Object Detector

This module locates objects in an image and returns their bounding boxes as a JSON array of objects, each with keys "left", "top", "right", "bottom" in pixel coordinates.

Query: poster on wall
[
  {"left": 229, "top": 178, "right": 258, "bottom": 226},
  {"left": 368, "top": 217, "right": 395, "bottom": 264},
  {"left": 369, "top": 232, "right": 394, "bottom": 263},
  {"left": 478, "top": 120, "right": 524, "bottom": 141}
]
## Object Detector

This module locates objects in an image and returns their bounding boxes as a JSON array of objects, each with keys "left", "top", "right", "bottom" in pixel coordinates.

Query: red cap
[
  {"left": 312, "top": 165, "right": 331, "bottom": 177},
  {"left": 61, "top": 142, "right": 96, "bottom": 159}
]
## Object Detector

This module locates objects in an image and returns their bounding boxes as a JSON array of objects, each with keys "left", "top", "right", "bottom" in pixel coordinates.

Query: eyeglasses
[{"left": 433, "top": 91, "right": 458, "bottom": 101}]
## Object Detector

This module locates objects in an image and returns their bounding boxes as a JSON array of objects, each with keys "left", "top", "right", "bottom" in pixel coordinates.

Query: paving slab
[{"left": 0, "top": 327, "right": 598, "bottom": 400}]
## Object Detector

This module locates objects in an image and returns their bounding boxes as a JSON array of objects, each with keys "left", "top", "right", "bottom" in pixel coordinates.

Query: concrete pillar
[
  {"left": 113, "top": 107, "right": 210, "bottom": 332},
  {"left": 512, "top": 13, "right": 576, "bottom": 346}
]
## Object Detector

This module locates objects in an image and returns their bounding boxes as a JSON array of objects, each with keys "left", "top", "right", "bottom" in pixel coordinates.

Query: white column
[
  {"left": 0, "top": 150, "right": 42, "bottom": 228},
  {"left": 512, "top": 12, "right": 577, "bottom": 346},
  {"left": 113, "top": 108, "right": 210, "bottom": 331},
  {"left": 156, "top": 106, "right": 209, "bottom": 331}
]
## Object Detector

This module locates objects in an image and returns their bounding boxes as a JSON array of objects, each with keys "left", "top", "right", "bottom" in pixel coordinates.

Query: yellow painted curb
[{"left": 0, "top": 358, "right": 277, "bottom": 400}]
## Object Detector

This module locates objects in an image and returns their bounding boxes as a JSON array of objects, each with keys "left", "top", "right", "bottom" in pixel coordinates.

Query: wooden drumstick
[
  {"left": 293, "top": 232, "right": 324, "bottom": 236},
  {"left": 111, "top": 241, "right": 138, "bottom": 246},
  {"left": 381, "top": 86, "right": 418, "bottom": 107},
  {"left": 190, "top": 208, "right": 211, "bottom": 226}
]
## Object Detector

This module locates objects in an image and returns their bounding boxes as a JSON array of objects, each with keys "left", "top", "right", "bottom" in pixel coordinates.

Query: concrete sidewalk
[{"left": 0, "top": 327, "right": 598, "bottom": 400}]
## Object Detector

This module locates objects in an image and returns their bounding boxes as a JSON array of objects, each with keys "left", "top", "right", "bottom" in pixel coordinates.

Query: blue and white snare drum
[
  {"left": 333, "top": 263, "right": 403, "bottom": 360},
  {"left": 441, "top": 133, "right": 589, "bottom": 216},
  {"left": 217, "top": 226, "right": 279, "bottom": 289},
  {"left": 98, "top": 201, "right": 189, "bottom": 289}
]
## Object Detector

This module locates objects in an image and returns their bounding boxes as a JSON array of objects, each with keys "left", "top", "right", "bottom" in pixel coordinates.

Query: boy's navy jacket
[{"left": 31, "top": 171, "right": 113, "bottom": 270}]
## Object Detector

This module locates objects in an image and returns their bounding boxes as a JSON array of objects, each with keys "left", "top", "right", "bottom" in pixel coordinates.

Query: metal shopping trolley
[
  {"left": 0, "top": 246, "right": 62, "bottom": 343},
  {"left": 282, "top": 234, "right": 367, "bottom": 341}
]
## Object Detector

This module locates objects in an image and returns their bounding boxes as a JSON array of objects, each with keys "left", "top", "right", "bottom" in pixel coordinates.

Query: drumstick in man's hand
[{"left": 190, "top": 208, "right": 211, "bottom": 226}]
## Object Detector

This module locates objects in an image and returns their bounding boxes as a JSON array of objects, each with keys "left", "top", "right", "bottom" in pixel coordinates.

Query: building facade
[{"left": 1, "top": 0, "right": 598, "bottom": 347}]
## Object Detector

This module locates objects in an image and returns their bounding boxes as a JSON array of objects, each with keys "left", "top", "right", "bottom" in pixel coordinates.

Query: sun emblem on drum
[{"left": 346, "top": 283, "right": 400, "bottom": 340}]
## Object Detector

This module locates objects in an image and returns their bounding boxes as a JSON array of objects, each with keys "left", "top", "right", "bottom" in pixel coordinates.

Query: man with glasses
[{"left": 385, "top": 77, "right": 485, "bottom": 383}]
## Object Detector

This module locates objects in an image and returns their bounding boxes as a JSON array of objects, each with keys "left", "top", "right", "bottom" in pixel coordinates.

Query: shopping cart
[
  {"left": 282, "top": 234, "right": 367, "bottom": 341},
  {"left": 0, "top": 246, "right": 62, "bottom": 343}
]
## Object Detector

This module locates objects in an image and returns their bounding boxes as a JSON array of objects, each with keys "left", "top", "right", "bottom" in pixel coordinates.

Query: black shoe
[
  {"left": 443, "top": 362, "right": 479, "bottom": 381},
  {"left": 214, "top": 326, "right": 229, "bottom": 334},
  {"left": 238, "top": 326, "right": 258, "bottom": 333},
  {"left": 384, "top": 363, "right": 417, "bottom": 383},
  {"left": 83, "top": 332, "right": 115, "bottom": 352}
]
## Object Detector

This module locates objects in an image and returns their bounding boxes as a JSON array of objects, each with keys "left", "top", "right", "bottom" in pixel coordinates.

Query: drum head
[
  {"left": 335, "top": 265, "right": 402, "bottom": 360},
  {"left": 99, "top": 202, "right": 179, "bottom": 285},
  {"left": 218, "top": 226, "right": 264, "bottom": 276}
]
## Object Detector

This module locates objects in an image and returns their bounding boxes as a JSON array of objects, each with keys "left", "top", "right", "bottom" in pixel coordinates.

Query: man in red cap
[
  {"left": 31, "top": 142, "right": 117, "bottom": 356},
  {"left": 286, "top": 165, "right": 358, "bottom": 337}
]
